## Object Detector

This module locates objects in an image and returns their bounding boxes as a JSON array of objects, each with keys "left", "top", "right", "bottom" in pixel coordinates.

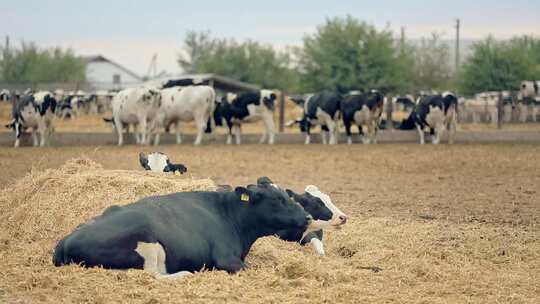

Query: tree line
[{"left": 179, "top": 16, "right": 540, "bottom": 96}]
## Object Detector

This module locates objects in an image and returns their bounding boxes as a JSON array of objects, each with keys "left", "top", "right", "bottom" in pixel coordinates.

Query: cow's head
[
  {"left": 142, "top": 88, "right": 162, "bottom": 106},
  {"left": 442, "top": 91, "right": 458, "bottom": 113},
  {"left": 304, "top": 185, "right": 348, "bottom": 228},
  {"left": 286, "top": 189, "right": 333, "bottom": 222},
  {"left": 5, "top": 118, "right": 23, "bottom": 139},
  {"left": 226, "top": 93, "right": 237, "bottom": 104},
  {"left": 139, "top": 152, "right": 187, "bottom": 174},
  {"left": 241, "top": 177, "right": 312, "bottom": 232},
  {"left": 260, "top": 90, "right": 277, "bottom": 111}
]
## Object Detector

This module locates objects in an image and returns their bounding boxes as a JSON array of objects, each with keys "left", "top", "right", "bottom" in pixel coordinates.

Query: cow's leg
[
  {"left": 304, "top": 122, "right": 311, "bottom": 145},
  {"left": 448, "top": 119, "right": 457, "bottom": 144},
  {"left": 344, "top": 119, "right": 353, "bottom": 145},
  {"left": 321, "top": 128, "right": 328, "bottom": 145},
  {"left": 326, "top": 120, "right": 337, "bottom": 145},
  {"left": 261, "top": 113, "right": 275, "bottom": 144},
  {"left": 38, "top": 121, "right": 47, "bottom": 147},
  {"left": 310, "top": 238, "right": 325, "bottom": 256},
  {"left": 139, "top": 117, "right": 149, "bottom": 145},
  {"left": 226, "top": 120, "right": 233, "bottom": 145},
  {"left": 175, "top": 122, "right": 183, "bottom": 144},
  {"left": 113, "top": 116, "right": 124, "bottom": 146},
  {"left": 233, "top": 124, "right": 241, "bottom": 145},
  {"left": 31, "top": 128, "right": 39, "bottom": 146},
  {"left": 194, "top": 115, "right": 207, "bottom": 145},
  {"left": 372, "top": 120, "right": 379, "bottom": 144},
  {"left": 416, "top": 124, "right": 425, "bottom": 145}
]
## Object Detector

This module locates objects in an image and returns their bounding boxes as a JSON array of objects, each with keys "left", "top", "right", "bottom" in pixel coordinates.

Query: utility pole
[
  {"left": 455, "top": 19, "right": 460, "bottom": 74},
  {"left": 400, "top": 26, "right": 405, "bottom": 52},
  {"left": 5, "top": 35, "right": 9, "bottom": 50}
]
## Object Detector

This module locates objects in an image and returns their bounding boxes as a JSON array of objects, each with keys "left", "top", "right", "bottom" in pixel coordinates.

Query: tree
[
  {"left": 412, "top": 33, "right": 453, "bottom": 91},
  {"left": 178, "top": 31, "right": 300, "bottom": 91},
  {"left": 458, "top": 36, "right": 538, "bottom": 95},
  {"left": 0, "top": 41, "right": 85, "bottom": 83},
  {"left": 298, "top": 16, "right": 413, "bottom": 94}
]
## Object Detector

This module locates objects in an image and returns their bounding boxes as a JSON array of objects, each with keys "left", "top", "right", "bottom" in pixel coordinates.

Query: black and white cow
[
  {"left": 289, "top": 91, "right": 341, "bottom": 145},
  {"left": 53, "top": 177, "right": 322, "bottom": 278},
  {"left": 394, "top": 95, "right": 416, "bottom": 112},
  {"left": 151, "top": 86, "right": 216, "bottom": 145},
  {"left": 341, "top": 90, "right": 384, "bottom": 144},
  {"left": 110, "top": 87, "right": 161, "bottom": 146},
  {"left": 215, "top": 90, "right": 277, "bottom": 145},
  {"left": 400, "top": 92, "right": 458, "bottom": 144},
  {"left": 219, "top": 177, "right": 347, "bottom": 256},
  {"left": 5, "top": 91, "right": 57, "bottom": 147},
  {"left": 139, "top": 152, "right": 187, "bottom": 174},
  {"left": 0, "top": 89, "right": 11, "bottom": 102}
]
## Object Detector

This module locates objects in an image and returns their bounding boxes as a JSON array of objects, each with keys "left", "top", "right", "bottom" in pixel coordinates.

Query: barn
[{"left": 81, "top": 55, "right": 143, "bottom": 90}]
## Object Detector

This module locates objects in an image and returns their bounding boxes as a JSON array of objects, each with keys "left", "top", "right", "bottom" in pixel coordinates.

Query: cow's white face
[
  {"left": 146, "top": 152, "right": 169, "bottom": 172},
  {"left": 226, "top": 93, "right": 237, "bottom": 104},
  {"left": 304, "top": 185, "right": 347, "bottom": 227},
  {"left": 260, "top": 90, "right": 277, "bottom": 111}
]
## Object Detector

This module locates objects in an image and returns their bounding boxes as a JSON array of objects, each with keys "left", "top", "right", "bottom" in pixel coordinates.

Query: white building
[{"left": 81, "top": 55, "right": 143, "bottom": 90}]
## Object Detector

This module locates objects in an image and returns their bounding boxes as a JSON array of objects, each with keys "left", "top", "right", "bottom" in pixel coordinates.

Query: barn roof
[
  {"left": 145, "top": 73, "right": 260, "bottom": 93},
  {"left": 80, "top": 55, "right": 143, "bottom": 81}
]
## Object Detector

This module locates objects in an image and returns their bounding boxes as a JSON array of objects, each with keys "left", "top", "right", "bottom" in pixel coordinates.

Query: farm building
[
  {"left": 81, "top": 55, "right": 143, "bottom": 90},
  {"left": 142, "top": 73, "right": 260, "bottom": 94}
]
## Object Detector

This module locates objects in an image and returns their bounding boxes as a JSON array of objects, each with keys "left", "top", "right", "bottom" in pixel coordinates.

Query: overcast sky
[{"left": 2, "top": 0, "right": 539, "bottom": 75}]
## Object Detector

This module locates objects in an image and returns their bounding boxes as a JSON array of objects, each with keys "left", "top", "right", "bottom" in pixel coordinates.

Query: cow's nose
[
  {"left": 339, "top": 215, "right": 348, "bottom": 224},
  {"left": 306, "top": 215, "right": 313, "bottom": 223}
]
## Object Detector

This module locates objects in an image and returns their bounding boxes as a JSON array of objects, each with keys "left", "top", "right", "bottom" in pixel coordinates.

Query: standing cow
[
  {"left": 289, "top": 91, "right": 341, "bottom": 145},
  {"left": 5, "top": 91, "right": 57, "bottom": 147},
  {"left": 53, "top": 178, "right": 323, "bottom": 278},
  {"left": 110, "top": 87, "right": 161, "bottom": 146},
  {"left": 341, "top": 90, "right": 384, "bottom": 144},
  {"left": 400, "top": 92, "right": 458, "bottom": 144},
  {"left": 215, "top": 90, "right": 277, "bottom": 145},
  {"left": 152, "top": 86, "right": 215, "bottom": 145}
]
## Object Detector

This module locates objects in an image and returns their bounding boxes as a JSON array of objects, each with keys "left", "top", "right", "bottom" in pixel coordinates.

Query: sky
[{"left": 1, "top": 0, "right": 539, "bottom": 76}]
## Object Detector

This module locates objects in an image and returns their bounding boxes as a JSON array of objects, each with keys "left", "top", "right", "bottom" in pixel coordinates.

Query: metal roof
[{"left": 145, "top": 73, "right": 260, "bottom": 92}]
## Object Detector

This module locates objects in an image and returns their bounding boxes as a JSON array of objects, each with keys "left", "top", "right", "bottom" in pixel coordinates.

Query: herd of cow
[
  {"left": 52, "top": 151, "right": 348, "bottom": 278},
  {"left": 2, "top": 80, "right": 539, "bottom": 147}
]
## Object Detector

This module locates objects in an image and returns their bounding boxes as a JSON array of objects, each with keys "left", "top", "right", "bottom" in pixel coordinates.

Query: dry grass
[{"left": 0, "top": 156, "right": 539, "bottom": 303}]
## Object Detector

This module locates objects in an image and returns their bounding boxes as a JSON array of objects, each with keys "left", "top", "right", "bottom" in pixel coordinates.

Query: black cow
[
  {"left": 214, "top": 90, "right": 277, "bottom": 144},
  {"left": 289, "top": 91, "right": 341, "bottom": 144},
  {"left": 394, "top": 95, "right": 416, "bottom": 112},
  {"left": 139, "top": 152, "right": 187, "bottom": 174},
  {"left": 162, "top": 78, "right": 207, "bottom": 89},
  {"left": 400, "top": 92, "right": 458, "bottom": 144},
  {"left": 341, "top": 90, "right": 384, "bottom": 144},
  {"left": 53, "top": 178, "right": 316, "bottom": 278}
]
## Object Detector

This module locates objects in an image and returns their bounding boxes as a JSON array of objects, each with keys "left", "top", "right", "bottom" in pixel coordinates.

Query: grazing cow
[
  {"left": 341, "top": 90, "right": 384, "bottom": 144},
  {"left": 519, "top": 81, "right": 540, "bottom": 122},
  {"left": 138, "top": 152, "right": 187, "bottom": 174},
  {"left": 5, "top": 91, "right": 57, "bottom": 147},
  {"left": 520, "top": 81, "right": 540, "bottom": 99},
  {"left": 400, "top": 92, "right": 458, "bottom": 144},
  {"left": 152, "top": 86, "right": 216, "bottom": 145},
  {"left": 53, "top": 177, "right": 320, "bottom": 278},
  {"left": 110, "top": 87, "right": 161, "bottom": 146},
  {"left": 215, "top": 90, "right": 277, "bottom": 145},
  {"left": 289, "top": 91, "right": 341, "bottom": 145}
]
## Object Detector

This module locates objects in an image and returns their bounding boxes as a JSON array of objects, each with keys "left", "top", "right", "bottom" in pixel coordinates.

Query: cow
[
  {"left": 218, "top": 178, "right": 348, "bottom": 256},
  {"left": 289, "top": 91, "right": 341, "bottom": 145},
  {"left": 138, "top": 152, "right": 187, "bottom": 174},
  {"left": 394, "top": 95, "right": 416, "bottom": 112},
  {"left": 400, "top": 92, "right": 458, "bottom": 144},
  {"left": 52, "top": 177, "right": 323, "bottom": 278},
  {"left": 151, "top": 86, "right": 216, "bottom": 145},
  {"left": 110, "top": 87, "right": 161, "bottom": 146},
  {"left": 0, "top": 89, "right": 10, "bottom": 102},
  {"left": 341, "top": 90, "right": 384, "bottom": 144},
  {"left": 5, "top": 91, "right": 57, "bottom": 147},
  {"left": 519, "top": 81, "right": 540, "bottom": 122},
  {"left": 215, "top": 90, "right": 277, "bottom": 145}
]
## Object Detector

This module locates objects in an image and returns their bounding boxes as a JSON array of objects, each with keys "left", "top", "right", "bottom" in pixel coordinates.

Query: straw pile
[{"left": 0, "top": 158, "right": 539, "bottom": 303}]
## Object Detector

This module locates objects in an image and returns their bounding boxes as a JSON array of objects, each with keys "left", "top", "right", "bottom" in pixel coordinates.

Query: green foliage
[
  {"left": 412, "top": 33, "right": 453, "bottom": 91},
  {"left": 298, "top": 16, "right": 413, "bottom": 94},
  {"left": 458, "top": 36, "right": 540, "bottom": 95},
  {"left": 179, "top": 31, "right": 299, "bottom": 91},
  {"left": 0, "top": 41, "right": 85, "bottom": 83}
]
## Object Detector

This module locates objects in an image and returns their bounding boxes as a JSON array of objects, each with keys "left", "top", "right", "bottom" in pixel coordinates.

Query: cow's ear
[
  {"left": 139, "top": 152, "right": 150, "bottom": 170},
  {"left": 234, "top": 187, "right": 253, "bottom": 203}
]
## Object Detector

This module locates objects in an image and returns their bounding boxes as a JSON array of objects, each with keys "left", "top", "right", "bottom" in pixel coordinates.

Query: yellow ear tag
[
  {"left": 174, "top": 170, "right": 181, "bottom": 176},
  {"left": 240, "top": 193, "right": 249, "bottom": 202}
]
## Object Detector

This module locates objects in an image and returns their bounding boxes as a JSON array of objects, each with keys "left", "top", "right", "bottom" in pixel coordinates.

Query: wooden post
[
  {"left": 386, "top": 95, "right": 393, "bottom": 130},
  {"left": 279, "top": 91, "right": 285, "bottom": 133},
  {"left": 497, "top": 91, "right": 503, "bottom": 129}
]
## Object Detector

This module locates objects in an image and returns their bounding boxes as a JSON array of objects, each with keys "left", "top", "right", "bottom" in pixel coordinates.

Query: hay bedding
[{"left": 0, "top": 159, "right": 539, "bottom": 303}]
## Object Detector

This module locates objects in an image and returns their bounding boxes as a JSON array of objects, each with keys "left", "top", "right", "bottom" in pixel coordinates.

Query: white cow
[
  {"left": 111, "top": 87, "right": 161, "bottom": 146},
  {"left": 152, "top": 86, "right": 216, "bottom": 145},
  {"left": 6, "top": 91, "right": 57, "bottom": 147}
]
